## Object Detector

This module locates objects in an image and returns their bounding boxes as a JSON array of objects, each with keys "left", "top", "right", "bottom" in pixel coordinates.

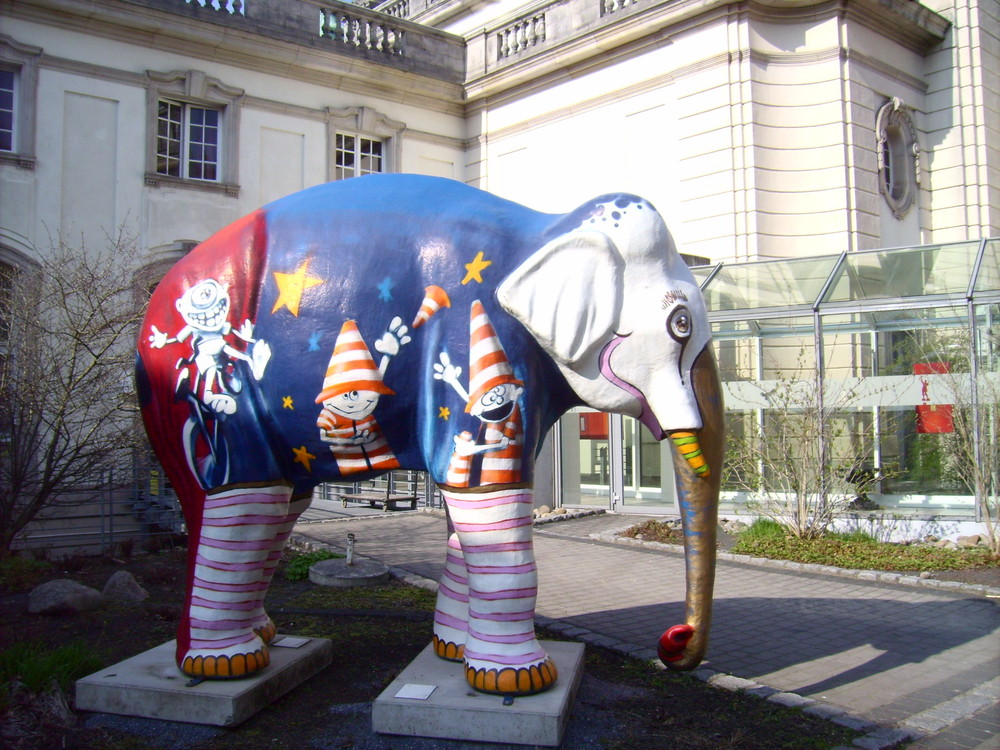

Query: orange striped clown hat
[
  {"left": 411, "top": 285, "right": 451, "bottom": 328},
  {"left": 315, "top": 320, "right": 395, "bottom": 403},
  {"left": 465, "top": 300, "right": 522, "bottom": 413}
]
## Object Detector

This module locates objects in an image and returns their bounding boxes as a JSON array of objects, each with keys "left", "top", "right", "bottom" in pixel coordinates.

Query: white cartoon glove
[
  {"left": 433, "top": 351, "right": 462, "bottom": 387},
  {"left": 250, "top": 340, "right": 271, "bottom": 380},
  {"left": 374, "top": 316, "right": 411, "bottom": 358},
  {"left": 453, "top": 431, "right": 478, "bottom": 457},
  {"left": 434, "top": 351, "right": 470, "bottom": 402},
  {"left": 235, "top": 319, "right": 256, "bottom": 342},
  {"left": 148, "top": 325, "right": 169, "bottom": 349}
]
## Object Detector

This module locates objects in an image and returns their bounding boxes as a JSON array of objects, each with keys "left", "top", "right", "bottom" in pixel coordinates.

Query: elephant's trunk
[{"left": 659, "top": 345, "right": 724, "bottom": 670}]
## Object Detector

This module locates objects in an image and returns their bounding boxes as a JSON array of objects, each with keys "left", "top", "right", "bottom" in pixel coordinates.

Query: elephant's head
[{"left": 498, "top": 194, "right": 724, "bottom": 669}]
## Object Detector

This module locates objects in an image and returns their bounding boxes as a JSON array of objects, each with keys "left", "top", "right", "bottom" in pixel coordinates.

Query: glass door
[
  {"left": 559, "top": 408, "right": 679, "bottom": 511},
  {"left": 559, "top": 407, "right": 613, "bottom": 507},
  {"left": 620, "top": 416, "right": 678, "bottom": 509}
]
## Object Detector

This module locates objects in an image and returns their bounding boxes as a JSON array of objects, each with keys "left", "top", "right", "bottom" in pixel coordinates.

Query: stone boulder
[
  {"left": 28, "top": 579, "right": 102, "bottom": 615},
  {"left": 102, "top": 570, "right": 149, "bottom": 602}
]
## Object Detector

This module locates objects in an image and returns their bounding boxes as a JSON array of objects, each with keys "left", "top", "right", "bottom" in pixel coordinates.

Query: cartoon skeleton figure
[{"left": 148, "top": 279, "right": 271, "bottom": 415}]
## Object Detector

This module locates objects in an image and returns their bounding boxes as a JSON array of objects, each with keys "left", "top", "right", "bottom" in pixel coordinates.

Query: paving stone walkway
[{"left": 293, "top": 508, "right": 1000, "bottom": 749}]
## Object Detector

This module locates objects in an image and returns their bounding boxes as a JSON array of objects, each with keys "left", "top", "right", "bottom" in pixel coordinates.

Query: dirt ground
[{"left": 0, "top": 547, "right": 864, "bottom": 750}]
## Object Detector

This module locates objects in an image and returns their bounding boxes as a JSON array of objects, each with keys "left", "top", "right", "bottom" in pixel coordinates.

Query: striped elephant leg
[
  {"left": 441, "top": 486, "right": 557, "bottom": 696},
  {"left": 248, "top": 493, "right": 312, "bottom": 644},
  {"left": 432, "top": 532, "right": 469, "bottom": 661},
  {"left": 177, "top": 484, "right": 293, "bottom": 679}
]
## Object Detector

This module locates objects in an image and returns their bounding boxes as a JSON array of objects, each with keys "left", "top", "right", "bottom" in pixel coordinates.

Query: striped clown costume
[{"left": 314, "top": 320, "right": 400, "bottom": 474}]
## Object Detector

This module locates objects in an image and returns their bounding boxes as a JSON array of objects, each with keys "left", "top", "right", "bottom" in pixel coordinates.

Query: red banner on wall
[
  {"left": 914, "top": 362, "right": 953, "bottom": 434},
  {"left": 579, "top": 412, "right": 609, "bottom": 440}
]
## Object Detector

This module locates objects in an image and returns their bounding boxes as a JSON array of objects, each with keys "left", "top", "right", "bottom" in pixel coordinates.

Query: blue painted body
[{"left": 138, "top": 174, "right": 583, "bottom": 496}]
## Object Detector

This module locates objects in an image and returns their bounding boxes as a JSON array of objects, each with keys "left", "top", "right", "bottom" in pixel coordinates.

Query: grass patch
[
  {"left": 581, "top": 644, "right": 859, "bottom": 750},
  {"left": 282, "top": 549, "right": 344, "bottom": 581},
  {"left": 731, "top": 535, "right": 997, "bottom": 571},
  {"left": 740, "top": 517, "right": 787, "bottom": 540},
  {"left": 0, "top": 640, "right": 102, "bottom": 696},
  {"left": 282, "top": 579, "right": 436, "bottom": 612},
  {"left": 824, "top": 528, "right": 879, "bottom": 544},
  {"left": 618, "top": 518, "right": 998, "bottom": 572}
]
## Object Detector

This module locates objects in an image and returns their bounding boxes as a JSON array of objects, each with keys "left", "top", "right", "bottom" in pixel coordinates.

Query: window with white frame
[
  {"left": 145, "top": 70, "right": 242, "bottom": 194},
  {"left": 0, "top": 37, "right": 42, "bottom": 168},
  {"left": 335, "top": 133, "right": 384, "bottom": 179},
  {"left": 326, "top": 106, "right": 404, "bottom": 181},
  {"left": 0, "top": 69, "right": 14, "bottom": 153},
  {"left": 157, "top": 99, "right": 221, "bottom": 181}
]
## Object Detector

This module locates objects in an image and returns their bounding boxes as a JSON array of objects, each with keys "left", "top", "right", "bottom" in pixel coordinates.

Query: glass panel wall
[
  {"left": 559, "top": 238, "right": 997, "bottom": 520},
  {"left": 694, "top": 238, "right": 999, "bottom": 520}
]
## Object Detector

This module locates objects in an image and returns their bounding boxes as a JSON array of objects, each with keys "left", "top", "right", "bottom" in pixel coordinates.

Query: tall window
[
  {"left": 0, "top": 69, "right": 14, "bottom": 153},
  {"left": 335, "top": 134, "right": 383, "bottom": 179},
  {"left": 145, "top": 70, "right": 242, "bottom": 194},
  {"left": 157, "top": 99, "right": 220, "bottom": 181},
  {"left": 0, "top": 36, "right": 41, "bottom": 168}
]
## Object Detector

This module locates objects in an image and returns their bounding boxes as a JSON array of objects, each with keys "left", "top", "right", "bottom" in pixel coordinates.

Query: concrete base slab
[
  {"left": 373, "top": 640, "right": 584, "bottom": 747},
  {"left": 75, "top": 637, "right": 332, "bottom": 727},
  {"left": 310, "top": 557, "right": 390, "bottom": 587}
]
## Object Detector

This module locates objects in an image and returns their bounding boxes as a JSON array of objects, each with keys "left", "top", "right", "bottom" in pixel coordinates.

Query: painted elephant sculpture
[{"left": 136, "top": 174, "right": 724, "bottom": 696}]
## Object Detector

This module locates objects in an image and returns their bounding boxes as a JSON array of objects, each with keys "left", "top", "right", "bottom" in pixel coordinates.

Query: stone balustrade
[
  {"left": 495, "top": 12, "right": 546, "bottom": 61},
  {"left": 185, "top": 0, "right": 245, "bottom": 15},
  {"left": 319, "top": 7, "right": 406, "bottom": 56},
  {"left": 157, "top": 0, "right": 660, "bottom": 85},
  {"left": 151, "top": 0, "right": 464, "bottom": 83},
  {"left": 600, "top": 0, "right": 638, "bottom": 16},
  {"left": 465, "top": 0, "right": 654, "bottom": 82}
]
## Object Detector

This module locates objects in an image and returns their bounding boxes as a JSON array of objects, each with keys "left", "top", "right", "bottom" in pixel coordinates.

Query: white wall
[{"left": 1, "top": 13, "right": 467, "bottom": 260}]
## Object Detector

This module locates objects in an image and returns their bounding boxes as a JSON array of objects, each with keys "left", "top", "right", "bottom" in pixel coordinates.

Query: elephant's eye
[{"left": 667, "top": 307, "right": 692, "bottom": 342}]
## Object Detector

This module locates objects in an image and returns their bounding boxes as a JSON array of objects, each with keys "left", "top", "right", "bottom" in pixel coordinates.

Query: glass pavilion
[{"left": 558, "top": 238, "right": 999, "bottom": 521}]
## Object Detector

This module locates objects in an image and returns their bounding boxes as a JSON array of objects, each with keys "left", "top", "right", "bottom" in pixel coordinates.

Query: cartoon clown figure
[
  {"left": 315, "top": 317, "right": 409, "bottom": 475},
  {"left": 435, "top": 300, "right": 525, "bottom": 487}
]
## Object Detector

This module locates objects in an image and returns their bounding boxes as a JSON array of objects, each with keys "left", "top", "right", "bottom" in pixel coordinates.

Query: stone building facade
[{"left": 1, "top": 0, "right": 996, "bottom": 543}]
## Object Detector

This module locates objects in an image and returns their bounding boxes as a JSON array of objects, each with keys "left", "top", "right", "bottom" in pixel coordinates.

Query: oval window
[{"left": 876, "top": 98, "right": 919, "bottom": 219}]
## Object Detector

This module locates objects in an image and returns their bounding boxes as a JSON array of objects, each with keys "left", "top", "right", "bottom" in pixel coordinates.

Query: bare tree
[
  {"left": 0, "top": 231, "right": 147, "bottom": 558},
  {"left": 946, "top": 377, "right": 1000, "bottom": 554},
  {"left": 723, "top": 350, "right": 878, "bottom": 539},
  {"left": 909, "top": 330, "right": 1000, "bottom": 556}
]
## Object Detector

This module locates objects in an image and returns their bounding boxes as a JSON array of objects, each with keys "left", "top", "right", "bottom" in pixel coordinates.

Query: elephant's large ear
[{"left": 498, "top": 231, "right": 624, "bottom": 365}]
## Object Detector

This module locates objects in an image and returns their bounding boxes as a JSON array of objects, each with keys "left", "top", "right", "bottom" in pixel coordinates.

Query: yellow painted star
[
  {"left": 462, "top": 251, "right": 492, "bottom": 285},
  {"left": 272, "top": 259, "right": 323, "bottom": 316},
  {"left": 292, "top": 445, "right": 316, "bottom": 472},
  {"left": 438, "top": 406, "right": 451, "bottom": 420},
  {"left": 282, "top": 395, "right": 294, "bottom": 410}
]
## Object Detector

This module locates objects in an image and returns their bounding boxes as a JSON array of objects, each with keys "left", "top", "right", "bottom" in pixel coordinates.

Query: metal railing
[{"left": 315, "top": 470, "right": 442, "bottom": 508}]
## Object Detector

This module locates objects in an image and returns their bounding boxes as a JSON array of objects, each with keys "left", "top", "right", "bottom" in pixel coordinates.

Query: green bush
[
  {"left": 283, "top": 549, "right": 344, "bottom": 581},
  {"left": 0, "top": 556, "right": 54, "bottom": 594}
]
